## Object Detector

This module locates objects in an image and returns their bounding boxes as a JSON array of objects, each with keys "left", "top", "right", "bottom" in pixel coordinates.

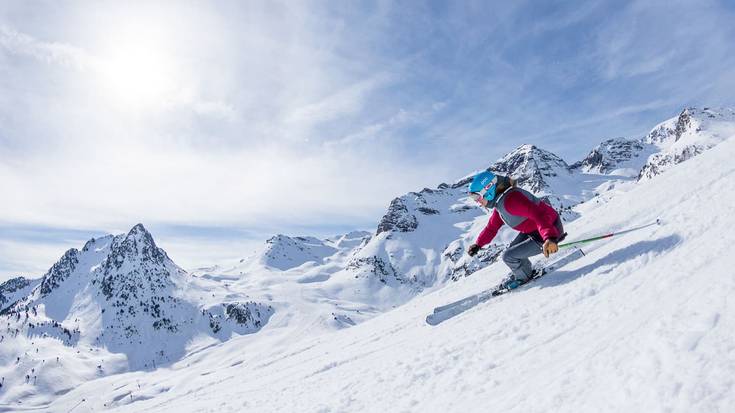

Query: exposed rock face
[
  {"left": 639, "top": 108, "right": 735, "bottom": 180},
  {"left": 39, "top": 249, "right": 80, "bottom": 296},
  {"left": 225, "top": 302, "right": 271, "bottom": 327},
  {"left": 346, "top": 256, "right": 401, "bottom": 284},
  {"left": 0, "top": 277, "right": 30, "bottom": 301},
  {"left": 571, "top": 138, "right": 649, "bottom": 174},
  {"left": 376, "top": 197, "right": 419, "bottom": 234},
  {"left": 638, "top": 145, "right": 706, "bottom": 181},
  {"left": 376, "top": 188, "right": 450, "bottom": 235},
  {"left": 0, "top": 277, "right": 35, "bottom": 312},
  {"left": 442, "top": 242, "right": 505, "bottom": 281},
  {"left": 646, "top": 107, "right": 695, "bottom": 145},
  {"left": 208, "top": 302, "right": 275, "bottom": 334}
]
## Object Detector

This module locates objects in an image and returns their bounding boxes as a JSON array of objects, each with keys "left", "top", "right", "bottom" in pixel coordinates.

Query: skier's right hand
[
  {"left": 467, "top": 243, "right": 481, "bottom": 257},
  {"left": 542, "top": 239, "right": 558, "bottom": 258}
]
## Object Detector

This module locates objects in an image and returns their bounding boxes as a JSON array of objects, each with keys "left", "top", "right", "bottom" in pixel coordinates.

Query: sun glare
[{"left": 95, "top": 25, "right": 178, "bottom": 110}]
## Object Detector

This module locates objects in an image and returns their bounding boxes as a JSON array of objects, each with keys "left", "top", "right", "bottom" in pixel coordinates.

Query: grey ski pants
[{"left": 502, "top": 219, "right": 565, "bottom": 281}]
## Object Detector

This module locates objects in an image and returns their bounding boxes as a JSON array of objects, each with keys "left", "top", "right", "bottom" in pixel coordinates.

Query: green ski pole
[{"left": 558, "top": 219, "right": 661, "bottom": 249}]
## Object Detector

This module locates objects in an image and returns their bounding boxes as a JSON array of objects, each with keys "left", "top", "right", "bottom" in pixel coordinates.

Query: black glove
[{"left": 467, "top": 243, "right": 481, "bottom": 257}]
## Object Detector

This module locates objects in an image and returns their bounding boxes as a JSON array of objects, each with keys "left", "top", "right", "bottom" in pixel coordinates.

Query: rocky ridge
[
  {"left": 639, "top": 107, "right": 735, "bottom": 180},
  {"left": 489, "top": 144, "right": 572, "bottom": 193},
  {"left": 571, "top": 138, "right": 652, "bottom": 174},
  {"left": 0, "top": 276, "right": 37, "bottom": 312}
]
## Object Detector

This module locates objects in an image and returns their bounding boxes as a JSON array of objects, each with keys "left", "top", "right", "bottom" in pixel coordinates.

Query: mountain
[
  {"left": 259, "top": 235, "right": 339, "bottom": 271},
  {"left": 0, "top": 276, "right": 38, "bottom": 312},
  {"left": 489, "top": 144, "right": 572, "bottom": 193},
  {"left": 570, "top": 108, "right": 735, "bottom": 181},
  {"left": 571, "top": 138, "right": 655, "bottom": 175},
  {"left": 1, "top": 224, "right": 273, "bottom": 373},
  {"left": 638, "top": 107, "right": 735, "bottom": 180}
]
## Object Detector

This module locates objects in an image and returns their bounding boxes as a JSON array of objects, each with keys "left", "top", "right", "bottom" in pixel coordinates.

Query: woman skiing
[{"left": 467, "top": 170, "right": 565, "bottom": 289}]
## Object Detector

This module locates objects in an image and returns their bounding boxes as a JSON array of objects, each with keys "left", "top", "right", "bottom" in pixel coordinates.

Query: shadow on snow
[{"left": 537, "top": 234, "right": 683, "bottom": 289}]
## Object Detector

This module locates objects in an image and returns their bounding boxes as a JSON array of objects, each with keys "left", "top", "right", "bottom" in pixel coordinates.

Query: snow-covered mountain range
[
  {"left": 1, "top": 224, "right": 273, "bottom": 381},
  {"left": 1, "top": 107, "right": 734, "bottom": 411}
]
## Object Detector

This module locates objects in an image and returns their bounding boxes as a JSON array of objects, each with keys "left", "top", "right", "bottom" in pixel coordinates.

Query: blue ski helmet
[{"left": 469, "top": 171, "right": 498, "bottom": 202}]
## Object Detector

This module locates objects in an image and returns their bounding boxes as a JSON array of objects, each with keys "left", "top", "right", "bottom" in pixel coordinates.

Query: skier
[{"left": 467, "top": 170, "right": 566, "bottom": 289}]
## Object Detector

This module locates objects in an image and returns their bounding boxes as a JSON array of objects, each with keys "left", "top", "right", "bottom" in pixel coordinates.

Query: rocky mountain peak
[
  {"left": 375, "top": 187, "right": 447, "bottom": 236},
  {"left": 645, "top": 107, "right": 715, "bottom": 145},
  {"left": 571, "top": 138, "right": 649, "bottom": 174},
  {"left": 376, "top": 197, "right": 419, "bottom": 235},
  {"left": 99, "top": 224, "right": 175, "bottom": 301},
  {"left": 673, "top": 108, "right": 694, "bottom": 142},
  {"left": 128, "top": 223, "right": 153, "bottom": 240},
  {"left": 639, "top": 107, "right": 735, "bottom": 180},
  {"left": 106, "top": 223, "right": 167, "bottom": 269},
  {"left": 491, "top": 144, "right": 570, "bottom": 192}
]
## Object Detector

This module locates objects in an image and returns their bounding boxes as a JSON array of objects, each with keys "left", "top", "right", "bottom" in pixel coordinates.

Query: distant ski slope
[{"left": 44, "top": 135, "right": 735, "bottom": 412}]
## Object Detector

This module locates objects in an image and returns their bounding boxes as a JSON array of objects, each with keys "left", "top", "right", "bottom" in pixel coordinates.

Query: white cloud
[
  {"left": 191, "top": 100, "right": 237, "bottom": 121},
  {"left": 0, "top": 238, "right": 77, "bottom": 282},
  {"left": 285, "top": 72, "right": 395, "bottom": 127},
  {"left": 0, "top": 25, "right": 89, "bottom": 69},
  {"left": 594, "top": 0, "right": 734, "bottom": 81},
  {"left": 0, "top": 133, "right": 441, "bottom": 234},
  {"left": 0, "top": 3, "right": 453, "bottom": 242}
]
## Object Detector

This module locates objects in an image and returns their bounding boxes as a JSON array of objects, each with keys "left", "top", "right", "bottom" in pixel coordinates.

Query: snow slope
[{"left": 40, "top": 131, "right": 735, "bottom": 412}]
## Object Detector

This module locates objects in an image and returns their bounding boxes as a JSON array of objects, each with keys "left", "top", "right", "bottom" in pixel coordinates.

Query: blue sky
[{"left": 2, "top": 0, "right": 734, "bottom": 280}]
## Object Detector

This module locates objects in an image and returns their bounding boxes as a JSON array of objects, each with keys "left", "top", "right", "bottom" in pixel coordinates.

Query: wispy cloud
[
  {"left": 285, "top": 72, "right": 395, "bottom": 127},
  {"left": 0, "top": 25, "right": 89, "bottom": 69},
  {"left": 594, "top": 0, "right": 735, "bottom": 82}
]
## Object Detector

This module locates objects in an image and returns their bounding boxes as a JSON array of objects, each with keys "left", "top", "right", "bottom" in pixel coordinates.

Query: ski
[{"left": 426, "top": 249, "right": 585, "bottom": 326}]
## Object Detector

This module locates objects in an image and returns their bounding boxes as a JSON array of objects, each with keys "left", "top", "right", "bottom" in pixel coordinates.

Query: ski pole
[{"left": 558, "top": 219, "right": 661, "bottom": 249}]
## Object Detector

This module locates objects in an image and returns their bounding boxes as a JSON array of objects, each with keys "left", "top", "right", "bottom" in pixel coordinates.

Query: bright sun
[
  {"left": 106, "top": 49, "right": 171, "bottom": 104},
  {"left": 96, "top": 26, "right": 177, "bottom": 109}
]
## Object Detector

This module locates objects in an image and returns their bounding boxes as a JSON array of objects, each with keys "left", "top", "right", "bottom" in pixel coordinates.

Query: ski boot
[
  {"left": 498, "top": 275, "right": 526, "bottom": 291},
  {"left": 499, "top": 268, "right": 544, "bottom": 291}
]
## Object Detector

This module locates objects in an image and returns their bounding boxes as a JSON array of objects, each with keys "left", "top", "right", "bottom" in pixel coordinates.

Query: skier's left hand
[
  {"left": 467, "top": 243, "right": 481, "bottom": 257},
  {"left": 542, "top": 239, "right": 558, "bottom": 258}
]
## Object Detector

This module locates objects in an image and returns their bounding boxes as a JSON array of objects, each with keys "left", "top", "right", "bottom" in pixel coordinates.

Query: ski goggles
[{"left": 470, "top": 176, "right": 498, "bottom": 202}]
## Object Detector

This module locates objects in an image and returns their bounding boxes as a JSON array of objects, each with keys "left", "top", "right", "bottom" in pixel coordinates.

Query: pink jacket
[{"left": 476, "top": 191, "right": 560, "bottom": 247}]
